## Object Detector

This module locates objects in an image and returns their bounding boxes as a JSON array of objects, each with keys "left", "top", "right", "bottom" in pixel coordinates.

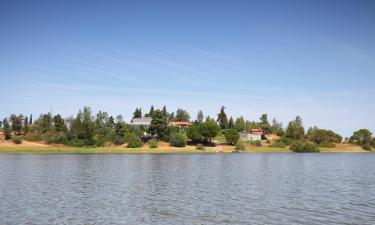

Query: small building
[
  {"left": 130, "top": 117, "right": 152, "bottom": 129},
  {"left": 239, "top": 131, "right": 262, "bottom": 141},
  {"left": 169, "top": 121, "right": 192, "bottom": 130},
  {"left": 250, "top": 128, "right": 264, "bottom": 135}
]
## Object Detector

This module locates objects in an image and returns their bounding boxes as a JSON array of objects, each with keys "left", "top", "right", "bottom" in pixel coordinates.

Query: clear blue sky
[{"left": 1, "top": 0, "right": 374, "bottom": 136}]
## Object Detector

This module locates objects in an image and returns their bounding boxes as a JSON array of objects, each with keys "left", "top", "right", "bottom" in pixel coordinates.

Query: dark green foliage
[
  {"left": 307, "top": 127, "right": 342, "bottom": 144},
  {"left": 235, "top": 141, "right": 245, "bottom": 150},
  {"left": 34, "top": 113, "right": 53, "bottom": 134},
  {"left": 290, "top": 141, "right": 319, "bottom": 152},
  {"left": 53, "top": 114, "right": 66, "bottom": 132},
  {"left": 113, "top": 135, "right": 125, "bottom": 145},
  {"left": 199, "top": 120, "right": 220, "bottom": 143},
  {"left": 10, "top": 114, "right": 23, "bottom": 135},
  {"left": 175, "top": 108, "right": 190, "bottom": 122},
  {"left": 277, "top": 137, "right": 293, "bottom": 146},
  {"left": 69, "top": 139, "right": 85, "bottom": 147},
  {"left": 228, "top": 116, "right": 234, "bottom": 129},
  {"left": 234, "top": 116, "right": 246, "bottom": 132},
  {"left": 29, "top": 114, "right": 33, "bottom": 125},
  {"left": 361, "top": 144, "right": 372, "bottom": 151},
  {"left": 196, "top": 144, "right": 205, "bottom": 150},
  {"left": 2, "top": 118, "right": 11, "bottom": 140},
  {"left": 23, "top": 116, "right": 29, "bottom": 134},
  {"left": 186, "top": 124, "right": 203, "bottom": 143},
  {"left": 259, "top": 114, "right": 271, "bottom": 134},
  {"left": 148, "top": 139, "right": 158, "bottom": 148},
  {"left": 42, "top": 132, "right": 68, "bottom": 144},
  {"left": 225, "top": 128, "right": 239, "bottom": 145},
  {"left": 216, "top": 106, "right": 228, "bottom": 129},
  {"left": 149, "top": 109, "right": 169, "bottom": 139},
  {"left": 169, "top": 132, "right": 187, "bottom": 147},
  {"left": 286, "top": 116, "right": 305, "bottom": 140},
  {"left": 11, "top": 136, "right": 22, "bottom": 144},
  {"left": 133, "top": 108, "right": 142, "bottom": 119},
  {"left": 276, "top": 130, "right": 286, "bottom": 137},
  {"left": 349, "top": 129, "right": 372, "bottom": 146},
  {"left": 127, "top": 133, "right": 143, "bottom": 148}
]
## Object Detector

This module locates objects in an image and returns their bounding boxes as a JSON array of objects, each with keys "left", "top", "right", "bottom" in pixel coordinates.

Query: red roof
[{"left": 170, "top": 121, "right": 192, "bottom": 126}]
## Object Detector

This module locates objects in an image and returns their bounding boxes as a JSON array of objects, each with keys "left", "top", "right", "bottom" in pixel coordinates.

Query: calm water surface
[{"left": 0, "top": 153, "right": 375, "bottom": 225}]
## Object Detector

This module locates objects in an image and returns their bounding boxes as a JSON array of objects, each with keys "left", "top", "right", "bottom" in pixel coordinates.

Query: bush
[
  {"left": 42, "top": 132, "right": 68, "bottom": 145},
  {"left": 277, "top": 137, "right": 293, "bottom": 146},
  {"left": 317, "top": 142, "right": 336, "bottom": 148},
  {"left": 290, "top": 141, "right": 319, "bottom": 153},
  {"left": 113, "top": 135, "right": 125, "bottom": 145},
  {"left": 169, "top": 132, "right": 187, "bottom": 147},
  {"left": 270, "top": 142, "right": 286, "bottom": 148},
  {"left": 127, "top": 133, "right": 143, "bottom": 148},
  {"left": 251, "top": 140, "right": 262, "bottom": 147},
  {"left": 225, "top": 128, "right": 240, "bottom": 145},
  {"left": 186, "top": 124, "right": 203, "bottom": 143},
  {"left": 235, "top": 141, "right": 245, "bottom": 151},
  {"left": 148, "top": 139, "right": 158, "bottom": 149},
  {"left": 11, "top": 136, "right": 22, "bottom": 144},
  {"left": 25, "top": 132, "right": 41, "bottom": 141},
  {"left": 362, "top": 144, "right": 372, "bottom": 151},
  {"left": 196, "top": 144, "right": 205, "bottom": 151},
  {"left": 69, "top": 139, "right": 85, "bottom": 147},
  {"left": 276, "top": 130, "right": 285, "bottom": 137}
]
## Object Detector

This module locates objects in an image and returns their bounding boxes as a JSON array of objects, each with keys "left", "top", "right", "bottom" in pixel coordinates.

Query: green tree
[
  {"left": 216, "top": 106, "right": 228, "bottom": 129},
  {"left": 307, "top": 127, "right": 342, "bottom": 144},
  {"left": 199, "top": 120, "right": 220, "bottom": 143},
  {"left": 133, "top": 108, "right": 142, "bottom": 119},
  {"left": 228, "top": 116, "right": 234, "bottom": 128},
  {"left": 53, "top": 114, "right": 66, "bottom": 132},
  {"left": 175, "top": 108, "right": 190, "bottom": 122},
  {"left": 271, "top": 118, "right": 284, "bottom": 135},
  {"left": 234, "top": 116, "right": 246, "bottom": 131},
  {"left": 169, "top": 132, "right": 187, "bottom": 147},
  {"left": 149, "top": 109, "right": 168, "bottom": 138},
  {"left": 259, "top": 114, "right": 271, "bottom": 134},
  {"left": 145, "top": 105, "right": 155, "bottom": 117},
  {"left": 186, "top": 124, "right": 203, "bottom": 143},
  {"left": 349, "top": 129, "right": 372, "bottom": 146},
  {"left": 2, "top": 118, "right": 11, "bottom": 140},
  {"left": 29, "top": 114, "right": 33, "bottom": 125},
  {"left": 23, "top": 116, "right": 29, "bottom": 134},
  {"left": 10, "top": 114, "right": 23, "bottom": 135},
  {"left": 225, "top": 128, "right": 239, "bottom": 145},
  {"left": 196, "top": 110, "right": 204, "bottom": 124},
  {"left": 286, "top": 116, "right": 305, "bottom": 140}
]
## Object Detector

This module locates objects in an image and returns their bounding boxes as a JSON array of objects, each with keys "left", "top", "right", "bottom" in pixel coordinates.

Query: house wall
[{"left": 240, "top": 133, "right": 261, "bottom": 141}]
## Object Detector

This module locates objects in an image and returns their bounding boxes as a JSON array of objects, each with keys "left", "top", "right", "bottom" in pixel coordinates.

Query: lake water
[{"left": 0, "top": 153, "right": 374, "bottom": 225}]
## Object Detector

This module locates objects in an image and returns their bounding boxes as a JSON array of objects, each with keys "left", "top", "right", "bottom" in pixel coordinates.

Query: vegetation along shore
[{"left": 1, "top": 106, "right": 374, "bottom": 153}]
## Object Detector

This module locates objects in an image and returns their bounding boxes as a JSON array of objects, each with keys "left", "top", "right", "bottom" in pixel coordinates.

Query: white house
[
  {"left": 239, "top": 132, "right": 262, "bottom": 141},
  {"left": 130, "top": 117, "right": 152, "bottom": 129}
]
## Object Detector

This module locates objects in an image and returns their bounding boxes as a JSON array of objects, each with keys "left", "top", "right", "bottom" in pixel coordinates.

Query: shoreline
[{"left": 0, "top": 146, "right": 370, "bottom": 154}]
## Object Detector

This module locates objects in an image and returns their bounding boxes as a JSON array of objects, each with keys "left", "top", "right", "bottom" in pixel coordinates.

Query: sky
[{"left": 0, "top": 0, "right": 374, "bottom": 137}]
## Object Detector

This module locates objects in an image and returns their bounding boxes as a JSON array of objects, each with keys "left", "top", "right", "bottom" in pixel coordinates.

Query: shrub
[
  {"left": 317, "top": 142, "right": 336, "bottom": 148},
  {"left": 196, "top": 144, "right": 205, "bottom": 151},
  {"left": 361, "top": 144, "right": 372, "bottom": 151},
  {"left": 127, "top": 133, "right": 143, "bottom": 148},
  {"left": 148, "top": 139, "right": 158, "bottom": 149},
  {"left": 290, "top": 141, "right": 319, "bottom": 153},
  {"left": 169, "top": 132, "right": 187, "bottom": 147},
  {"left": 186, "top": 124, "right": 203, "bottom": 143},
  {"left": 42, "top": 132, "right": 68, "bottom": 145},
  {"left": 11, "top": 136, "right": 22, "bottom": 144},
  {"left": 277, "top": 137, "right": 293, "bottom": 146},
  {"left": 251, "top": 140, "right": 262, "bottom": 147},
  {"left": 270, "top": 142, "right": 286, "bottom": 148},
  {"left": 113, "top": 135, "right": 125, "bottom": 145},
  {"left": 25, "top": 132, "right": 41, "bottom": 141},
  {"left": 225, "top": 128, "right": 240, "bottom": 145},
  {"left": 276, "top": 130, "right": 285, "bottom": 137},
  {"left": 69, "top": 139, "right": 85, "bottom": 147},
  {"left": 235, "top": 141, "right": 245, "bottom": 151}
]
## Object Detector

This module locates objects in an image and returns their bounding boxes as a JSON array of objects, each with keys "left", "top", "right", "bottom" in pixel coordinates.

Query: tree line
[{"left": 1, "top": 105, "right": 374, "bottom": 151}]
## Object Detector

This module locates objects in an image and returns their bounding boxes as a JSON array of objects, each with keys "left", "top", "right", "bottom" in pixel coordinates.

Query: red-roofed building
[
  {"left": 169, "top": 121, "right": 192, "bottom": 130},
  {"left": 250, "top": 129, "right": 264, "bottom": 135}
]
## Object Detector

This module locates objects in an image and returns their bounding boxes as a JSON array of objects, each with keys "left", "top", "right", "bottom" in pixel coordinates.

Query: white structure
[
  {"left": 130, "top": 117, "right": 152, "bottom": 129},
  {"left": 239, "top": 132, "right": 262, "bottom": 141}
]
